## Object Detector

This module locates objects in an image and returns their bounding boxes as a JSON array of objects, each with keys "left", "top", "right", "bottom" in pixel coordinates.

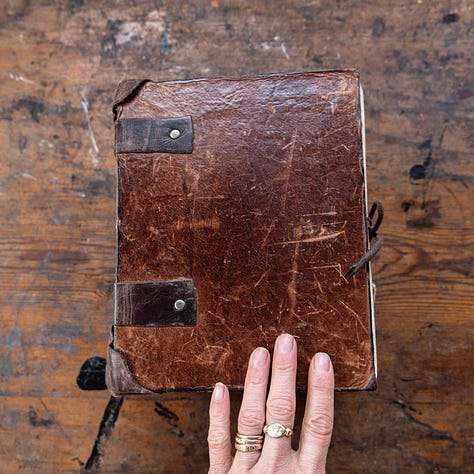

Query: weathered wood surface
[{"left": 0, "top": 1, "right": 472, "bottom": 472}]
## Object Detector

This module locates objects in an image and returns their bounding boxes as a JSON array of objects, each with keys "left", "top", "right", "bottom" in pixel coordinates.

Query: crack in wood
[
  {"left": 392, "top": 400, "right": 455, "bottom": 442},
  {"left": 154, "top": 402, "right": 184, "bottom": 437},
  {"left": 85, "top": 396, "right": 124, "bottom": 471}
]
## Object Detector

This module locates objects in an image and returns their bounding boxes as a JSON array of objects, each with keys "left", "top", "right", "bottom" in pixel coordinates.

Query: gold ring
[
  {"left": 234, "top": 432, "right": 263, "bottom": 452},
  {"left": 263, "top": 423, "right": 293, "bottom": 438},
  {"left": 235, "top": 443, "right": 263, "bottom": 452}
]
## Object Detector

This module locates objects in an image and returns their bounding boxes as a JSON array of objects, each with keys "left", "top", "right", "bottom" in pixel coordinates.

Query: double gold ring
[
  {"left": 234, "top": 433, "right": 264, "bottom": 452},
  {"left": 234, "top": 423, "right": 293, "bottom": 452}
]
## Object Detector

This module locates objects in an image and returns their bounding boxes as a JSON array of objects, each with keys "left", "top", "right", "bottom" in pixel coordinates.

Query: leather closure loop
[
  {"left": 114, "top": 279, "right": 197, "bottom": 326},
  {"left": 345, "top": 200, "right": 384, "bottom": 278},
  {"left": 115, "top": 116, "right": 194, "bottom": 154}
]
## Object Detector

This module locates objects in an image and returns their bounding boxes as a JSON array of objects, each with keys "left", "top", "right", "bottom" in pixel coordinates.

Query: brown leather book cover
[{"left": 107, "top": 71, "right": 378, "bottom": 395}]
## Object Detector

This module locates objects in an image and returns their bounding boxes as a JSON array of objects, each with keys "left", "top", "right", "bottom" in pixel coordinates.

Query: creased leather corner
[
  {"left": 363, "top": 373, "right": 378, "bottom": 391},
  {"left": 112, "top": 79, "right": 150, "bottom": 119},
  {"left": 106, "top": 328, "right": 154, "bottom": 396}
]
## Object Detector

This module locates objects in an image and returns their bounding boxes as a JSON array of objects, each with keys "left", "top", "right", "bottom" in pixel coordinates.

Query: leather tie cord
[{"left": 345, "top": 200, "right": 384, "bottom": 278}]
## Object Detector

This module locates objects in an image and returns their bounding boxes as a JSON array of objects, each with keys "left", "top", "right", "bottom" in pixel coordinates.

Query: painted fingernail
[
  {"left": 314, "top": 352, "right": 331, "bottom": 373},
  {"left": 213, "top": 382, "right": 225, "bottom": 401},
  {"left": 277, "top": 333, "right": 294, "bottom": 353},
  {"left": 252, "top": 347, "right": 269, "bottom": 368}
]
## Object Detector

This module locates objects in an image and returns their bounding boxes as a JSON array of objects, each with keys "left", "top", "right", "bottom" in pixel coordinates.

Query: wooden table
[{"left": 1, "top": 1, "right": 472, "bottom": 472}]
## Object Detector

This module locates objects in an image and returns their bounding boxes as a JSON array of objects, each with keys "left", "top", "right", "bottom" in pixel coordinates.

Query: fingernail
[
  {"left": 314, "top": 352, "right": 331, "bottom": 373},
  {"left": 213, "top": 382, "right": 225, "bottom": 401},
  {"left": 252, "top": 347, "right": 268, "bottom": 368},
  {"left": 277, "top": 333, "right": 294, "bottom": 353}
]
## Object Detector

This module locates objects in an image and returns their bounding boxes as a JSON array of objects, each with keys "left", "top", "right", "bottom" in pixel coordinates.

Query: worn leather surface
[{"left": 112, "top": 71, "right": 376, "bottom": 392}]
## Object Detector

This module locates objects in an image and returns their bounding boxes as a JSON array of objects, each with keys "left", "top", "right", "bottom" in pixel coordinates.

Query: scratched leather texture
[{"left": 111, "top": 71, "right": 376, "bottom": 393}]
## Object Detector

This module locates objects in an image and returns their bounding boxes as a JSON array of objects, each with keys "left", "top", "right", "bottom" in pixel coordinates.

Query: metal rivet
[
  {"left": 174, "top": 299, "right": 186, "bottom": 311},
  {"left": 169, "top": 129, "right": 181, "bottom": 139}
]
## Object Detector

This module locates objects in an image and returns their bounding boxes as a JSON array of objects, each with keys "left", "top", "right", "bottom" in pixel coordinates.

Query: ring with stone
[{"left": 263, "top": 423, "right": 293, "bottom": 438}]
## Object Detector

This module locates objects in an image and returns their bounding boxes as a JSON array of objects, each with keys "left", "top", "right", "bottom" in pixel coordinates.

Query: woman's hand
[{"left": 208, "top": 333, "right": 334, "bottom": 473}]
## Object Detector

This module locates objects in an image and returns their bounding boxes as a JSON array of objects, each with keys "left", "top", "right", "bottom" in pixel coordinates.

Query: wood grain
[{"left": 0, "top": 0, "right": 472, "bottom": 472}]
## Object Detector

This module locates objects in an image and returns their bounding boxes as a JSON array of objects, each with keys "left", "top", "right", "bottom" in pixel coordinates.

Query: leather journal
[{"left": 106, "top": 70, "right": 380, "bottom": 395}]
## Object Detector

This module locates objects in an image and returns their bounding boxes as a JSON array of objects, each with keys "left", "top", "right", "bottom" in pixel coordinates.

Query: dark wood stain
[
  {"left": 14, "top": 98, "right": 45, "bottom": 123},
  {"left": 372, "top": 17, "right": 386, "bottom": 37},
  {"left": 442, "top": 13, "right": 460, "bottom": 24},
  {"left": 85, "top": 396, "right": 124, "bottom": 471},
  {"left": 77, "top": 357, "right": 107, "bottom": 391},
  {"left": 28, "top": 407, "right": 54, "bottom": 428}
]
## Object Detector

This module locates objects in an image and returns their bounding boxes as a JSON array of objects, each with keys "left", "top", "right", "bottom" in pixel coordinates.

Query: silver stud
[
  {"left": 174, "top": 299, "right": 186, "bottom": 311},
  {"left": 169, "top": 129, "right": 181, "bottom": 139}
]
